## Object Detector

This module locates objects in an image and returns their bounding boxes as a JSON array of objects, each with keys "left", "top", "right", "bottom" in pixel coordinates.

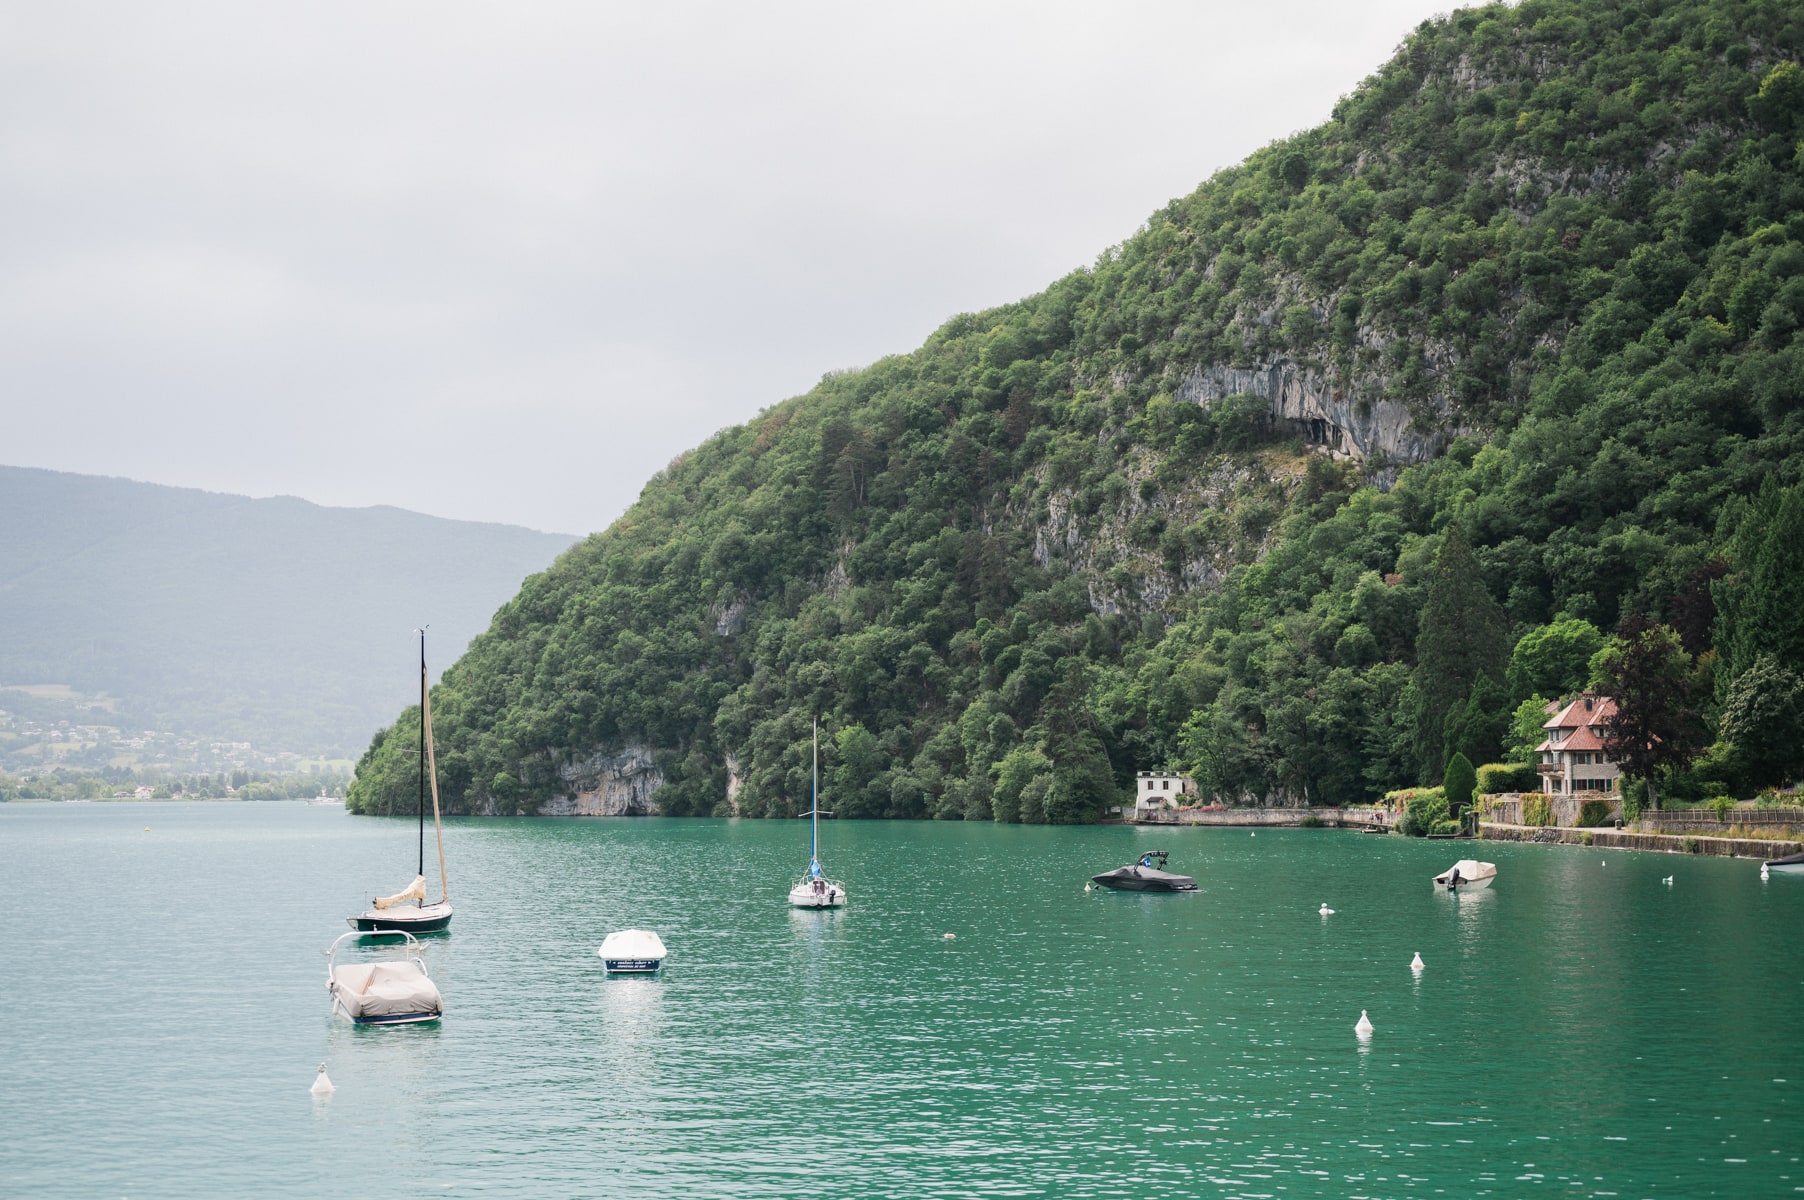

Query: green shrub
[
  {"left": 1477, "top": 762, "right": 1541, "bottom": 794},
  {"left": 1522, "top": 793, "right": 1554, "bottom": 827},
  {"left": 1710, "top": 793, "right": 1735, "bottom": 822},
  {"left": 1620, "top": 778, "right": 1645, "bottom": 824},
  {"left": 1577, "top": 798, "right": 1614, "bottom": 828},
  {"left": 1580, "top": 830, "right": 1595, "bottom": 846},
  {"left": 1399, "top": 787, "right": 1449, "bottom": 837}
]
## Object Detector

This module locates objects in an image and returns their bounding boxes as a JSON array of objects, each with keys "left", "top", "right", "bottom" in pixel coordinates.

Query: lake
[{"left": 2, "top": 801, "right": 1799, "bottom": 1198}]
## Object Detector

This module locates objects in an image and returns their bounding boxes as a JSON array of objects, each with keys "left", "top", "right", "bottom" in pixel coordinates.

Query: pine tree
[
  {"left": 1717, "top": 480, "right": 1804, "bottom": 682},
  {"left": 1411, "top": 523, "right": 1510, "bottom": 783}
]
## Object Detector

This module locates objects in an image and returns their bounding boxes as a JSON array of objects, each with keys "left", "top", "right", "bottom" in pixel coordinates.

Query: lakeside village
[
  {"left": 1125, "top": 691, "right": 1804, "bottom": 862},
  {"left": 0, "top": 706, "right": 348, "bottom": 803}
]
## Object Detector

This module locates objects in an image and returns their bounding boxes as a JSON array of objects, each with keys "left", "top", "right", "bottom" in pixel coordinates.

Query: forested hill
[
  {"left": 0, "top": 466, "right": 576, "bottom": 756},
  {"left": 351, "top": 0, "right": 1804, "bottom": 821}
]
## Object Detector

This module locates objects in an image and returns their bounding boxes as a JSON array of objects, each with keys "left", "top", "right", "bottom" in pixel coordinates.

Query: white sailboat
[
  {"left": 788, "top": 719, "right": 846, "bottom": 909},
  {"left": 349, "top": 630, "right": 453, "bottom": 933}
]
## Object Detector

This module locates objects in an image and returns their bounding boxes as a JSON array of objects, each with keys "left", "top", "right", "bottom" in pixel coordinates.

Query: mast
[
  {"left": 811, "top": 716, "right": 820, "bottom": 872},
  {"left": 417, "top": 630, "right": 426, "bottom": 880},
  {"left": 423, "top": 648, "right": 450, "bottom": 905}
]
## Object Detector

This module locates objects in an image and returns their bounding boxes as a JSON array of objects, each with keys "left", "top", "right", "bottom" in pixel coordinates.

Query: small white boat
[
  {"left": 789, "top": 718, "right": 847, "bottom": 909},
  {"left": 1433, "top": 859, "right": 1497, "bottom": 890},
  {"left": 598, "top": 929, "right": 667, "bottom": 973},
  {"left": 325, "top": 930, "right": 441, "bottom": 1025}
]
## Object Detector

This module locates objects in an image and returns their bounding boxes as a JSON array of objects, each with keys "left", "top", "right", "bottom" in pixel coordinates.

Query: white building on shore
[{"left": 1135, "top": 770, "right": 1193, "bottom": 816}]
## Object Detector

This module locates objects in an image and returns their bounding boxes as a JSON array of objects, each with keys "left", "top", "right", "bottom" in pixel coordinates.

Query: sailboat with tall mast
[
  {"left": 788, "top": 718, "right": 846, "bottom": 909},
  {"left": 349, "top": 630, "right": 453, "bottom": 933}
]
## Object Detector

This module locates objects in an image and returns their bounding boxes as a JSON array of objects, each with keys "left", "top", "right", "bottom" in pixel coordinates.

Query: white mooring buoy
[
  {"left": 1355, "top": 1010, "right": 1374, "bottom": 1037},
  {"left": 1319, "top": 903, "right": 1335, "bottom": 915},
  {"left": 942, "top": 932, "right": 956, "bottom": 940},
  {"left": 1411, "top": 952, "right": 1425, "bottom": 972},
  {"left": 1663, "top": 875, "right": 1674, "bottom": 886},
  {"left": 1761, "top": 864, "right": 1770, "bottom": 880},
  {"left": 310, "top": 1064, "right": 335, "bottom": 1095}
]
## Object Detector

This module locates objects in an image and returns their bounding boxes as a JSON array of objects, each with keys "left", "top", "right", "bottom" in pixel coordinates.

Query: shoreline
[{"left": 1479, "top": 821, "right": 1801, "bottom": 860}]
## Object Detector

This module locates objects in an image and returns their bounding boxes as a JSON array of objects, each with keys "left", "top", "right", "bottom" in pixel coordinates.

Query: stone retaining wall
[
  {"left": 1480, "top": 822, "right": 1800, "bottom": 860},
  {"left": 1135, "top": 806, "right": 1391, "bottom": 828}
]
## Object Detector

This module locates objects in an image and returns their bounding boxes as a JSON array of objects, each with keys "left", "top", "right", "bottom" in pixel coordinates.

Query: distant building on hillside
[
  {"left": 1536, "top": 692, "right": 1623, "bottom": 795},
  {"left": 1135, "top": 770, "right": 1193, "bottom": 816}
]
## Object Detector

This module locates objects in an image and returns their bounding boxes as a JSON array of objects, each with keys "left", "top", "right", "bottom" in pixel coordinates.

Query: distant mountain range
[{"left": 0, "top": 466, "right": 578, "bottom": 757}]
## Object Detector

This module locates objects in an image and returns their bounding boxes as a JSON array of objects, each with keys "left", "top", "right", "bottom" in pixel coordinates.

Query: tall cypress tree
[
  {"left": 1719, "top": 480, "right": 1804, "bottom": 683},
  {"left": 1411, "top": 522, "right": 1510, "bottom": 783}
]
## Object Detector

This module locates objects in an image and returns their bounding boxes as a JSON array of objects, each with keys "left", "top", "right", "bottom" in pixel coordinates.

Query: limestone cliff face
[
  {"left": 1174, "top": 359, "right": 1459, "bottom": 470},
  {"left": 536, "top": 744, "right": 663, "bottom": 816}
]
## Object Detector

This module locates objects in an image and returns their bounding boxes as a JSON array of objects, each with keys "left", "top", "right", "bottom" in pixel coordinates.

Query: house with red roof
[{"left": 1535, "top": 692, "right": 1622, "bottom": 795}]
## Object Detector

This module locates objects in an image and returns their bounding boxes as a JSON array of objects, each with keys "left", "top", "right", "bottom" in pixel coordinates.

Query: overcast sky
[{"left": 2, "top": 1, "right": 1447, "bottom": 536}]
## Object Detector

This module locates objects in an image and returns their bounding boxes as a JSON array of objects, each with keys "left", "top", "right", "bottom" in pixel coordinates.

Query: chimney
[{"left": 1584, "top": 695, "right": 1595, "bottom": 712}]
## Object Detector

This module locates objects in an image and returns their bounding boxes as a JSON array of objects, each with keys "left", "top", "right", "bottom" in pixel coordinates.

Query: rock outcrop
[
  {"left": 1175, "top": 359, "right": 1458, "bottom": 468},
  {"left": 536, "top": 744, "right": 663, "bottom": 816}
]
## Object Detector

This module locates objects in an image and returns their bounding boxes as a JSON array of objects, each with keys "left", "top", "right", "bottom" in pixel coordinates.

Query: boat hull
[
  {"left": 1090, "top": 866, "right": 1197, "bottom": 892},
  {"left": 348, "top": 901, "right": 453, "bottom": 933},
  {"left": 603, "top": 958, "right": 665, "bottom": 973},
  {"left": 342, "top": 1007, "right": 441, "bottom": 1025},
  {"left": 789, "top": 884, "right": 847, "bottom": 908},
  {"left": 1765, "top": 851, "right": 1804, "bottom": 872}
]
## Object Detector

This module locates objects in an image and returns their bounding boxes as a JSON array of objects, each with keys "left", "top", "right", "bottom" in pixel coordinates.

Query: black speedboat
[
  {"left": 1764, "top": 850, "right": 1804, "bottom": 874},
  {"left": 1091, "top": 850, "right": 1197, "bottom": 892}
]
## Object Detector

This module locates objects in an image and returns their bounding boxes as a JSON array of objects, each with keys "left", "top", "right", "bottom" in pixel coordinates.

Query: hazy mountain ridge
[
  {"left": 350, "top": 0, "right": 1804, "bottom": 820},
  {"left": 0, "top": 466, "right": 578, "bottom": 756}
]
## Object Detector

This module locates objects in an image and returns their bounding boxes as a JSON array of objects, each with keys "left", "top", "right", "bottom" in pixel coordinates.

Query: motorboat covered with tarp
[
  {"left": 1433, "top": 859, "right": 1497, "bottom": 890},
  {"left": 598, "top": 929, "right": 668, "bottom": 973},
  {"left": 325, "top": 930, "right": 442, "bottom": 1025},
  {"left": 1091, "top": 850, "right": 1197, "bottom": 892}
]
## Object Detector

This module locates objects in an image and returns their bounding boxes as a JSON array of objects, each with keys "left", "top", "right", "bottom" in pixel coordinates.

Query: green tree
[
  {"left": 1717, "top": 480, "right": 1804, "bottom": 684},
  {"left": 1442, "top": 751, "right": 1476, "bottom": 823},
  {"left": 1411, "top": 523, "right": 1510, "bottom": 783},
  {"left": 1507, "top": 619, "right": 1605, "bottom": 703},
  {"left": 1717, "top": 654, "right": 1804, "bottom": 791},
  {"left": 1504, "top": 696, "right": 1552, "bottom": 764}
]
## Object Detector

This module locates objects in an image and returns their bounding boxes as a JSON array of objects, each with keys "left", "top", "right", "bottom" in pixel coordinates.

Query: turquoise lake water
[{"left": 1, "top": 801, "right": 1800, "bottom": 1198}]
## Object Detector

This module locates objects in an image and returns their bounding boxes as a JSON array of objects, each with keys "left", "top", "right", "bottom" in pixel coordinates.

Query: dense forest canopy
[{"left": 352, "top": 0, "right": 1804, "bottom": 821}]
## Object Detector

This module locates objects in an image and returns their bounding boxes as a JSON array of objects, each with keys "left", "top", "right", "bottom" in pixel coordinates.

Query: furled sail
[{"left": 373, "top": 875, "right": 427, "bottom": 909}]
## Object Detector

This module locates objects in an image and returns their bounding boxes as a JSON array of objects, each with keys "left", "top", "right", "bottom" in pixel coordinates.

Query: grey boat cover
[{"left": 329, "top": 960, "right": 442, "bottom": 1020}]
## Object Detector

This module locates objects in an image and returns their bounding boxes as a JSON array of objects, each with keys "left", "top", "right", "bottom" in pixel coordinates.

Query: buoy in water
[
  {"left": 310, "top": 1064, "right": 334, "bottom": 1095},
  {"left": 1663, "top": 875, "right": 1674, "bottom": 885},
  {"left": 1410, "top": 952, "right": 1425, "bottom": 971},
  {"left": 1761, "top": 864, "right": 1770, "bottom": 880},
  {"left": 942, "top": 933, "right": 956, "bottom": 940},
  {"left": 1355, "top": 1010, "right": 1374, "bottom": 1037},
  {"left": 1319, "top": 903, "right": 1335, "bottom": 915},
  {"left": 1084, "top": 882, "right": 1092, "bottom": 892}
]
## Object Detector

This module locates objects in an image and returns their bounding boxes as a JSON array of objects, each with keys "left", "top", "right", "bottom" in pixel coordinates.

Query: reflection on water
[{"left": 2, "top": 803, "right": 1801, "bottom": 1199}]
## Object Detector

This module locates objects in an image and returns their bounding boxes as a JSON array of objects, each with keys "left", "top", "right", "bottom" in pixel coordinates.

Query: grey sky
[{"left": 2, "top": 1, "right": 1445, "bottom": 536}]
